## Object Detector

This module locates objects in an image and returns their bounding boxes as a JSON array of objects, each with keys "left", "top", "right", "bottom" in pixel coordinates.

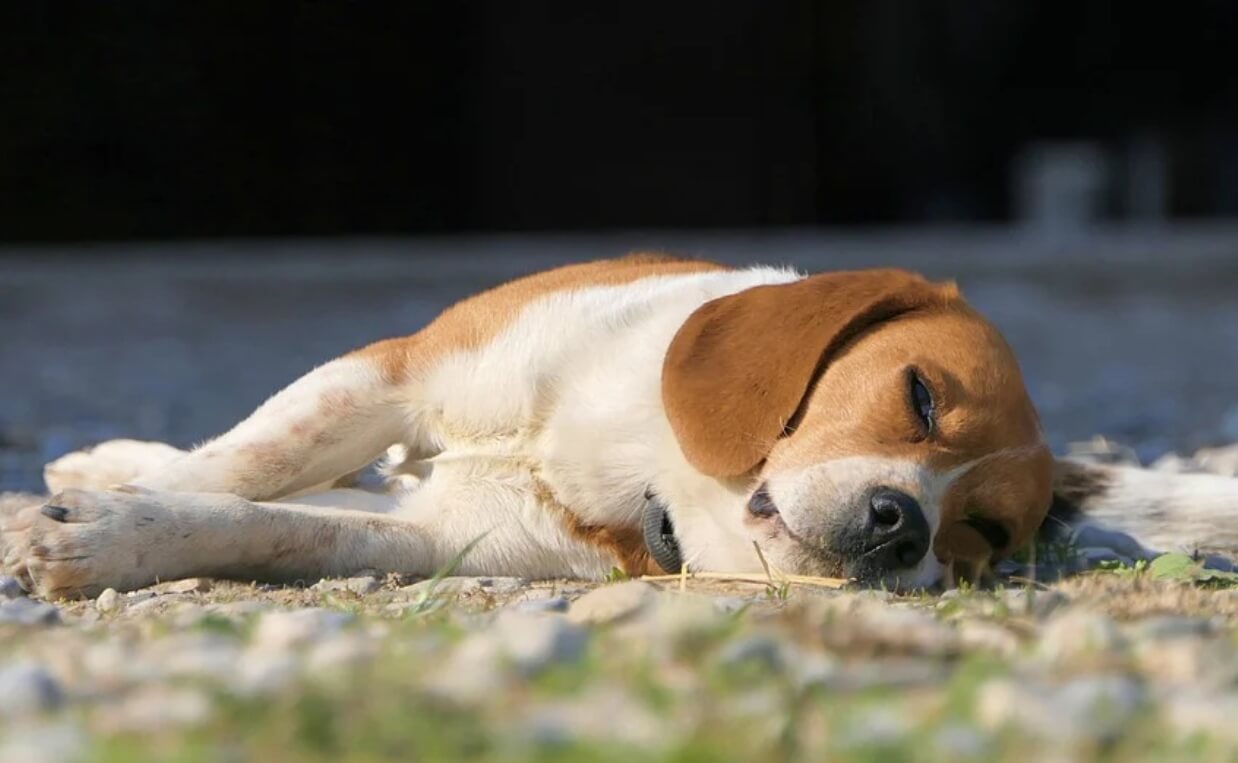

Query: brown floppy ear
[{"left": 662, "top": 269, "right": 961, "bottom": 477}]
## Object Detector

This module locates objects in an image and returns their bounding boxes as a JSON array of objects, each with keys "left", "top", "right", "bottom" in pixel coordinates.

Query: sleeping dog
[{"left": 3, "top": 254, "right": 1236, "bottom": 598}]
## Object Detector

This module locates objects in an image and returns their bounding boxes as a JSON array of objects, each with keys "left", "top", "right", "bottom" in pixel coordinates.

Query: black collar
[{"left": 641, "top": 489, "right": 684, "bottom": 574}]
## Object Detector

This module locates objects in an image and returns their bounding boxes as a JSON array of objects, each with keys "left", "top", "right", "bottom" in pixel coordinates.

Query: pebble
[
  {"left": 1129, "top": 615, "right": 1215, "bottom": 641},
  {"left": 976, "top": 676, "right": 1142, "bottom": 743},
  {"left": 957, "top": 620, "right": 1020, "bottom": 656},
  {"left": 524, "top": 688, "right": 667, "bottom": 747},
  {"left": 231, "top": 651, "right": 302, "bottom": 696},
  {"left": 818, "top": 602, "right": 958, "bottom": 656},
  {"left": 0, "top": 575, "right": 24, "bottom": 600},
  {"left": 999, "top": 588, "right": 1070, "bottom": 619},
  {"left": 95, "top": 687, "right": 211, "bottom": 733},
  {"left": 0, "top": 663, "right": 64, "bottom": 717},
  {"left": 493, "top": 611, "right": 588, "bottom": 674},
  {"left": 95, "top": 588, "right": 121, "bottom": 613},
  {"left": 828, "top": 658, "right": 946, "bottom": 691},
  {"left": 158, "top": 635, "right": 244, "bottom": 680},
  {"left": 307, "top": 632, "right": 377, "bottom": 672},
  {"left": 312, "top": 575, "right": 381, "bottom": 596},
  {"left": 428, "top": 612, "right": 587, "bottom": 703},
  {"left": 712, "top": 596, "right": 752, "bottom": 614},
  {"left": 0, "top": 722, "right": 86, "bottom": 763},
  {"left": 1037, "top": 611, "right": 1126, "bottom": 665},
  {"left": 165, "top": 577, "right": 213, "bottom": 594},
  {"left": 1164, "top": 692, "right": 1238, "bottom": 743},
  {"left": 253, "top": 608, "right": 354, "bottom": 650},
  {"left": 400, "top": 576, "right": 529, "bottom": 600},
  {"left": 1132, "top": 637, "right": 1222, "bottom": 685},
  {"left": 567, "top": 581, "right": 657, "bottom": 625},
  {"left": 716, "top": 635, "right": 786, "bottom": 672},
  {"left": 127, "top": 593, "right": 191, "bottom": 614},
  {"left": 513, "top": 596, "right": 570, "bottom": 614},
  {"left": 0, "top": 597, "right": 61, "bottom": 626}
]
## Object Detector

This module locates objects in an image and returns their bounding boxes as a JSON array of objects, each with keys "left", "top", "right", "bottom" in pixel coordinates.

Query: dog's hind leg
[
  {"left": 1047, "top": 458, "right": 1238, "bottom": 563},
  {"left": 4, "top": 487, "right": 434, "bottom": 599}
]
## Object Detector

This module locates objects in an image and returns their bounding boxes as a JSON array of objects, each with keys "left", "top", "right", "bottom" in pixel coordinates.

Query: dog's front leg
[
  {"left": 130, "top": 353, "right": 411, "bottom": 501},
  {"left": 3, "top": 488, "right": 434, "bottom": 599}
]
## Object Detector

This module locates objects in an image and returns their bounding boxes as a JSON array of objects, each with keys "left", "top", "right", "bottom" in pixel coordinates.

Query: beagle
[{"left": 3, "top": 254, "right": 1236, "bottom": 598}]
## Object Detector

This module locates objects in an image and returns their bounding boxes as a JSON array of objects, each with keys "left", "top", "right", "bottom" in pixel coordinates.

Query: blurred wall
[{"left": 2, "top": 2, "right": 1236, "bottom": 241}]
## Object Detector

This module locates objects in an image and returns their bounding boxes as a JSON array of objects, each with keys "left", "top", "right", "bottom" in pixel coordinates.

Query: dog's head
[{"left": 663, "top": 269, "right": 1052, "bottom": 587}]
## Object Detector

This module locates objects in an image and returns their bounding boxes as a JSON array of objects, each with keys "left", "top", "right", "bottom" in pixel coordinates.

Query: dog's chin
[{"left": 746, "top": 517, "right": 944, "bottom": 591}]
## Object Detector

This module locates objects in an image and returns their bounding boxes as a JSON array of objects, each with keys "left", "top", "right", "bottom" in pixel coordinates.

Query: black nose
[{"left": 864, "top": 488, "right": 930, "bottom": 570}]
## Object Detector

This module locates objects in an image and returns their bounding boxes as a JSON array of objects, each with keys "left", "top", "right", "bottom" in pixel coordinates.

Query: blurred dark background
[
  {"left": 3, "top": 2, "right": 1237, "bottom": 240},
  {"left": 3, "top": 3, "right": 1238, "bottom": 492}
]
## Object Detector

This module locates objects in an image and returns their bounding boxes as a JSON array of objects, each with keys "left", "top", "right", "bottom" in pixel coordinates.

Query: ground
[{"left": 2, "top": 491, "right": 1237, "bottom": 763}]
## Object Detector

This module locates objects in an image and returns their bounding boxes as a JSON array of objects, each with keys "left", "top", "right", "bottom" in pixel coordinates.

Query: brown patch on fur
[
  {"left": 531, "top": 477, "right": 657, "bottom": 576},
  {"left": 662, "top": 269, "right": 963, "bottom": 477},
  {"left": 349, "top": 253, "right": 726, "bottom": 383}
]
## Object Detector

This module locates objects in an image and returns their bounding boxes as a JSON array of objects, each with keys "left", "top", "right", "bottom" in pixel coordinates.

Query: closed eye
[
  {"left": 908, "top": 369, "right": 935, "bottom": 433},
  {"left": 964, "top": 516, "right": 1011, "bottom": 551}
]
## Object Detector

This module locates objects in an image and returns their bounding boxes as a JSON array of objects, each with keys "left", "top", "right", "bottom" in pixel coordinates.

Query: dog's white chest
[{"left": 409, "top": 268, "right": 798, "bottom": 525}]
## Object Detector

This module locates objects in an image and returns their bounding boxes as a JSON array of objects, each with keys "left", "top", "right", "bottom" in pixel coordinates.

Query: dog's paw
[
  {"left": 1, "top": 500, "right": 43, "bottom": 592},
  {"left": 43, "top": 439, "right": 186, "bottom": 494},
  {"left": 10, "top": 489, "right": 168, "bottom": 599}
]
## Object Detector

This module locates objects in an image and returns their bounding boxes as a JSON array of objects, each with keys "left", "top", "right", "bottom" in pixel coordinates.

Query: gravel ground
[
  {"left": 1, "top": 553, "right": 1236, "bottom": 762},
  {"left": 4, "top": 229, "right": 1238, "bottom": 761}
]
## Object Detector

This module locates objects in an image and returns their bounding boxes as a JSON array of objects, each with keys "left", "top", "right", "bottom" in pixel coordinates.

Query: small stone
[
  {"left": 253, "top": 608, "right": 353, "bottom": 650},
  {"left": 958, "top": 620, "right": 1020, "bottom": 656},
  {"left": 307, "top": 633, "right": 377, "bottom": 671},
  {"left": 346, "top": 576, "right": 381, "bottom": 595},
  {"left": 158, "top": 634, "right": 244, "bottom": 680},
  {"left": 399, "top": 575, "right": 528, "bottom": 600},
  {"left": 0, "top": 597, "right": 60, "bottom": 626},
  {"left": 712, "top": 596, "right": 753, "bottom": 614},
  {"left": 494, "top": 611, "right": 587, "bottom": 674},
  {"left": 312, "top": 576, "right": 380, "bottom": 595},
  {"left": 1129, "top": 615, "right": 1215, "bottom": 641},
  {"left": 524, "top": 688, "right": 668, "bottom": 747},
  {"left": 473, "top": 577, "right": 528, "bottom": 595},
  {"left": 1000, "top": 588, "right": 1070, "bottom": 619},
  {"left": 514, "top": 596, "right": 570, "bottom": 614},
  {"left": 166, "top": 577, "right": 213, "bottom": 594},
  {"left": 567, "top": 581, "right": 657, "bottom": 625},
  {"left": 1037, "top": 611, "right": 1126, "bottom": 664},
  {"left": 819, "top": 602, "right": 958, "bottom": 656},
  {"left": 1132, "top": 637, "right": 1226, "bottom": 685},
  {"left": 208, "top": 600, "right": 271, "bottom": 619},
  {"left": 0, "top": 663, "right": 64, "bottom": 717},
  {"left": 95, "top": 588, "right": 122, "bottom": 613},
  {"left": 932, "top": 724, "right": 991, "bottom": 759},
  {"left": 976, "top": 676, "right": 1141, "bottom": 743},
  {"left": 95, "top": 687, "right": 211, "bottom": 733},
  {"left": 126, "top": 592, "right": 191, "bottom": 614},
  {"left": 1164, "top": 692, "right": 1238, "bottom": 743},
  {"left": 716, "top": 635, "right": 786, "bottom": 672},
  {"left": 231, "top": 651, "right": 302, "bottom": 696},
  {"left": 829, "top": 658, "right": 946, "bottom": 691},
  {"left": 0, "top": 721, "right": 86, "bottom": 763},
  {"left": 0, "top": 575, "right": 24, "bottom": 600}
]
